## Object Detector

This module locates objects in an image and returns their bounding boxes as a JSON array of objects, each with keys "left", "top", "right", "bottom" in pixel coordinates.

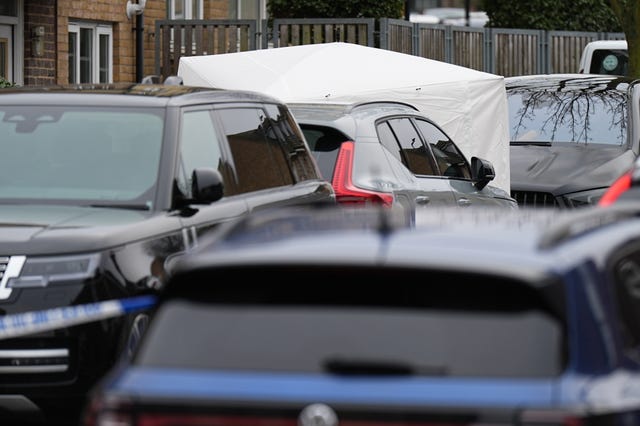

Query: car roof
[
  {"left": 167, "top": 203, "right": 640, "bottom": 287},
  {"left": 289, "top": 100, "right": 418, "bottom": 121},
  {"left": 0, "top": 83, "right": 286, "bottom": 107},
  {"left": 504, "top": 73, "right": 640, "bottom": 91}
]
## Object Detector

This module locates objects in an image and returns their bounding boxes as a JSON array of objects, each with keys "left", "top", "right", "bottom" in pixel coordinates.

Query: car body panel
[
  {"left": 510, "top": 143, "right": 635, "bottom": 194},
  {"left": 85, "top": 204, "right": 640, "bottom": 425},
  {"left": 111, "top": 368, "right": 560, "bottom": 407},
  {"left": 506, "top": 74, "right": 640, "bottom": 207},
  {"left": 291, "top": 101, "right": 516, "bottom": 212},
  {"left": 0, "top": 83, "right": 334, "bottom": 424}
]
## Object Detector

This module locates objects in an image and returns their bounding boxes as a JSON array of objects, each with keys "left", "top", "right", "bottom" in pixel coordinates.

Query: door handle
[
  {"left": 457, "top": 198, "right": 471, "bottom": 207},
  {"left": 415, "top": 196, "right": 430, "bottom": 204}
]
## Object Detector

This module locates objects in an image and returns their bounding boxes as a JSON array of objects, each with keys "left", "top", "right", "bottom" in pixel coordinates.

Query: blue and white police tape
[{"left": 0, "top": 295, "right": 157, "bottom": 340}]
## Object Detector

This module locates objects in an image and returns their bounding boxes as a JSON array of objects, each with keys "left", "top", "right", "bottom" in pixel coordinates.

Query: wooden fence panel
[
  {"left": 155, "top": 18, "right": 627, "bottom": 81},
  {"left": 379, "top": 18, "right": 413, "bottom": 55},
  {"left": 491, "top": 29, "right": 543, "bottom": 76},
  {"left": 416, "top": 25, "right": 447, "bottom": 62},
  {"left": 270, "top": 18, "right": 375, "bottom": 47},
  {"left": 154, "top": 20, "right": 256, "bottom": 77},
  {"left": 451, "top": 27, "right": 485, "bottom": 71}
]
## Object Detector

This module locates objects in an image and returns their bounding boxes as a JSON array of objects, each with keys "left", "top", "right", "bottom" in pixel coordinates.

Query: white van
[{"left": 578, "top": 40, "right": 628, "bottom": 75}]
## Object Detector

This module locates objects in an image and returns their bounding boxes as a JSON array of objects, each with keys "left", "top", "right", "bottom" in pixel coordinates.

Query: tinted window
[
  {"left": 590, "top": 49, "right": 629, "bottom": 75},
  {"left": 139, "top": 269, "right": 566, "bottom": 378},
  {"left": 178, "top": 109, "right": 225, "bottom": 198},
  {"left": 300, "top": 124, "right": 346, "bottom": 180},
  {"left": 508, "top": 88, "right": 629, "bottom": 146},
  {"left": 415, "top": 119, "right": 471, "bottom": 179},
  {"left": 377, "top": 121, "right": 404, "bottom": 164},
  {"left": 384, "top": 118, "right": 436, "bottom": 175},
  {"left": 218, "top": 107, "right": 290, "bottom": 193},
  {"left": 264, "top": 104, "right": 319, "bottom": 182}
]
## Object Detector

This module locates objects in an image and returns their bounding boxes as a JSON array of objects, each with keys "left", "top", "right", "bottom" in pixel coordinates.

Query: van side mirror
[{"left": 471, "top": 157, "right": 495, "bottom": 190}]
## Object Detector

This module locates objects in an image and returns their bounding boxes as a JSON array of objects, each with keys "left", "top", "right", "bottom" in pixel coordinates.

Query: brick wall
[
  {"left": 20, "top": 1, "right": 237, "bottom": 85},
  {"left": 24, "top": 0, "right": 56, "bottom": 85}
]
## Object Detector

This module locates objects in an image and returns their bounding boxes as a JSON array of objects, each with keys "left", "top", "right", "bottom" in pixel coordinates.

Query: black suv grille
[
  {"left": 0, "top": 256, "right": 7, "bottom": 281},
  {"left": 511, "top": 191, "right": 561, "bottom": 208}
]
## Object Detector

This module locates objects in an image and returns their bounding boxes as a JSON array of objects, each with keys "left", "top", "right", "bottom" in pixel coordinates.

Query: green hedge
[
  {"left": 0, "top": 77, "right": 15, "bottom": 88},
  {"left": 481, "top": 0, "right": 621, "bottom": 32},
  {"left": 267, "top": 0, "right": 404, "bottom": 19}
]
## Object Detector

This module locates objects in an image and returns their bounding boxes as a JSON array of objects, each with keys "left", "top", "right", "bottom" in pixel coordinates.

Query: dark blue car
[{"left": 84, "top": 204, "right": 640, "bottom": 426}]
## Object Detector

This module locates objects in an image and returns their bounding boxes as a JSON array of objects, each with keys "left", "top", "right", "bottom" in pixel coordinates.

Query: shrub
[
  {"left": 0, "top": 77, "right": 16, "bottom": 88},
  {"left": 267, "top": 0, "right": 404, "bottom": 19}
]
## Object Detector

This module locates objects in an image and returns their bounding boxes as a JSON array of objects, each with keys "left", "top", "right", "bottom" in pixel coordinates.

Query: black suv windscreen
[
  {"left": 137, "top": 268, "right": 566, "bottom": 378},
  {"left": 0, "top": 106, "right": 164, "bottom": 208}
]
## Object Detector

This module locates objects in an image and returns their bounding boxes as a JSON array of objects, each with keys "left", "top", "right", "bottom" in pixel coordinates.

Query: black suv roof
[{"left": 0, "top": 83, "right": 284, "bottom": 107}]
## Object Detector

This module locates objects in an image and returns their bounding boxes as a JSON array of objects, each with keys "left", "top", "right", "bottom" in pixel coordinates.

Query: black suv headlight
[{"left": 7, "top": 253, "right": 100, "bottom": 289}]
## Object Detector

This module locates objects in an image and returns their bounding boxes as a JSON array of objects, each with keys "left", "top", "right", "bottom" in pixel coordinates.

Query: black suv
[{"left": 0, "top": 83, "right": 334, "bottom": 424}]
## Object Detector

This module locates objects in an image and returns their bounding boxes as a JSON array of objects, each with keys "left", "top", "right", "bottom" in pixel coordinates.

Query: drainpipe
[
  {"left": 126, "top": 0, "right": 147, "bottom": 82},
  {"left": 464, "top": 0, "right": 470, "bottom": 27},
  {"left": 136, "top": 12, "right": 144, "bottom": 82}
]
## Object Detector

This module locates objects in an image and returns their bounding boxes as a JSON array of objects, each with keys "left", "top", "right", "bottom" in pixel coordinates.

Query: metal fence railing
[{"left": 154, "top": 17, "right": 626, "bottom": 80}]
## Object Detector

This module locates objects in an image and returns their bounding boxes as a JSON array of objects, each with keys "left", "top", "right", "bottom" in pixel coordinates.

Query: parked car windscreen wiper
[
  {"left": 323, "top": 357, "right": 448, "bottom": 376},
  {"left": 86, "top": 203, "right": 152, "bottom": 211},
  {"left": 510, "top": 141, "right": 552, "bottom": 146}
]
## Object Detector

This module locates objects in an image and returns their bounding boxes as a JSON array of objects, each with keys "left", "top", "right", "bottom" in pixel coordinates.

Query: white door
[{"left": 0, "top": 24, "right": 12, "bottom": 81}]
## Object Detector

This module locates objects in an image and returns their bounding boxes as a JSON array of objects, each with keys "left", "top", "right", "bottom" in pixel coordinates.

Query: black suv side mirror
[
  {"left": 192, "top": 168, "right": 224, "bottom": 203},
  {"left": 471, "top": 157, "right": 495, "bottom": 190}
]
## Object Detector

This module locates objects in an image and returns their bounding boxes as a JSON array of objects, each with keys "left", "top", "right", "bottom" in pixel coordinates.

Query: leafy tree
[
  {"left": 481, "top": 0, "right": 621, "bottom": 32},
  {"left": 483, "top": 0, "right": 640, "bottom": 77},
  {"left": 267, "top": 0, "right": 405, "bottom": 19}
]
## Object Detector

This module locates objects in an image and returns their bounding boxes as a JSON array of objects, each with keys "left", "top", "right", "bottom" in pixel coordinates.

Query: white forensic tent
[{"left": 178, "top": 42, "right": 510, "bottom": 192}]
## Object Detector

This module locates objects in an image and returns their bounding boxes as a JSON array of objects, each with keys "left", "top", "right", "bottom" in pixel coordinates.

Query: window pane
[
  {"left": 508, "top": 90, "right": 628, "bottom": 146},
  {"left": 139, "top": 273, "right": 566, "bottom": 378},
  {"left": 0, "top": 106, "right": 164, "bottom": 204},
  {"left": 192, "top": 0, "right": 202, "bottom": 19},
  {"left": 179, "top": 110, "right": 224, "bottom": 197},
  {"left": 415, "top": 119, "right": 471, "bottom": 179},
  {"left": 0, "top": 1, "right": 17, "bottom": 16},
  {"left": 99, "top": 34, "right": 108, "bottom": 83},
  {"left": 387, "top": 118, "right": 436, "bottom": 175},
  {"left": 239, "top": 0, "right": 259, "bottom": 19},
  {"left": 174, "top": 0, "right": 184, "bottom": 19},
  {"left": 68, "top": 32, "right": 77, "bottom": 83},
  {"left": 79, "top": 28, "right": 92, "bottom": 83},
  {"left": 218, "top": 108, "right": 287, "bottom": 192},
  {"left": 0, "top": 38, "right": 6, "bottom": 80}
]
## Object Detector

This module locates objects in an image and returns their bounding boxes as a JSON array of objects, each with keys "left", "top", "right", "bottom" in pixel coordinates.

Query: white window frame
[
  {"left": 68, "top": 22, "right": 113, "bottom": 84},
  {"left": 169, "top": 0, "right": 203, "bottom": 19}
]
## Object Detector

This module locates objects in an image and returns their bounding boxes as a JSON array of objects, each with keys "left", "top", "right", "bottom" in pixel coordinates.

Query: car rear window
[
  {"left": 299, "top": 124, "right": 346, "bottom": 180},
  {"left": 137, "top": 267, "right": 566, "bottom": 378}
]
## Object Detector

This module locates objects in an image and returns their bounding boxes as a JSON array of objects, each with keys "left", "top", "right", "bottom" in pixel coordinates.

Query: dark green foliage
[
  {"left": 267, "top": 0, "right": 405, "bottom": 19},
  {"left": 481, "top": 0, "right": 622, "bottom": 32},
  {"left": 0, "top": 77, "right": 15, "bottom": 88}
]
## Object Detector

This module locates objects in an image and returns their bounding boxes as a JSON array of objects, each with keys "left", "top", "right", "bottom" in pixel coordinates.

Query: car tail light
[
  {"left": 519, "top": 408, "right": 585, "bottom": 426},
  {"left": 332, "top": 141, "right": 394, "bottom": 206},
  {"left": 598, "top": 172, "right": 632, "bottom": 206}
]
